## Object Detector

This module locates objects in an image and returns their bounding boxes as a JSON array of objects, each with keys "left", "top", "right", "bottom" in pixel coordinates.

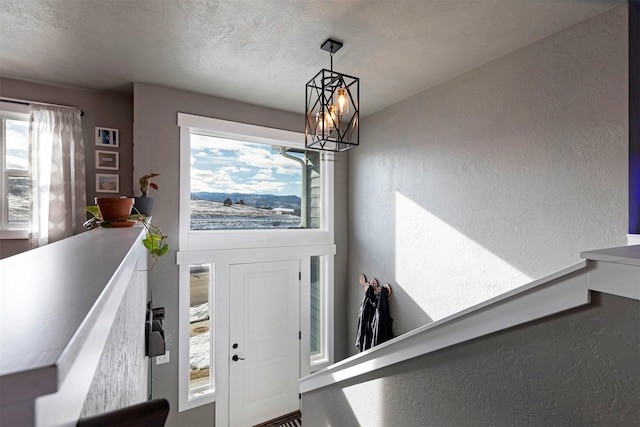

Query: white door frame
[{"left": 176, "top": 245, "right": 333, "bottom": 426}]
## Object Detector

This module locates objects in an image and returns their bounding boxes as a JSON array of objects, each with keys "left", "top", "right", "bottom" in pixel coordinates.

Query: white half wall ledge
[
  {"left": 582, "top": 244, "right": 640, "bottom": 266},
  {"left": 300, "top": 245, "right": 640, "bottom": 394},
  {"left": 0, "top": 226, "right": 147, "bottom": 427}
]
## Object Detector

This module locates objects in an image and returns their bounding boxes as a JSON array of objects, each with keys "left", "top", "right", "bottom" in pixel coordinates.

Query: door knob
[{"left": 232, "top": 354, "right": 245, "bottom": 362}]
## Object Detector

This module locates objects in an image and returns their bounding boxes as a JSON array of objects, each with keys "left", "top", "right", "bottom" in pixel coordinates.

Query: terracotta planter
[{"left": 95, "top": 197, "right": 134, "bottom": 221}]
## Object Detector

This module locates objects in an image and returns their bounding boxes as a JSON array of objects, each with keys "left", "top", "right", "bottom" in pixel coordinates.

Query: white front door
[{"left": 229, "top": 260, "right": 300, "bottom": 426}]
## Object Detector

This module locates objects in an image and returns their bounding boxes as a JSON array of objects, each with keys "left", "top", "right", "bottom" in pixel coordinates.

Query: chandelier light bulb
[
  {"left": 316, "top": 108, "right": 334, "bottom": 138},
  {"left": 336, "top": 88, "right": 349, "bottom": 115}
]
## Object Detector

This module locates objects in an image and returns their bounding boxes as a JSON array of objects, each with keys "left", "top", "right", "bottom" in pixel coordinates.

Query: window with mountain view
[
  {"left": 189, "top": 133, "right": 321, "bottom": 231},
  {"left": 1, "top": 107, "right": 30, "bottom": 234}
]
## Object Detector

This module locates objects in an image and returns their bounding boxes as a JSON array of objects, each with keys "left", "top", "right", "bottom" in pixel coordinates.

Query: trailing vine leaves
[{"left": 139, "top": 218, "right": 169, "bottom": 269}]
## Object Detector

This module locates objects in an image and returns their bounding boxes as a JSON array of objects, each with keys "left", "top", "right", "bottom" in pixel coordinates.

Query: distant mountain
[{"left": 191, "top": 192, "right": 301, "bottom": 210}]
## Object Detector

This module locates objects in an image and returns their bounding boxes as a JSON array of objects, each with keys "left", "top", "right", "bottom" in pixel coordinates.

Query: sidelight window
[{"left": 188, "top": 263, "right": 213, "bottom": 397}]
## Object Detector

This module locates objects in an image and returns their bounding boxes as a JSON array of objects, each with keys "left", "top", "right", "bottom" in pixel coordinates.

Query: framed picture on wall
[
  {"left": 96, "top": 173, "right": 119, "bottom": 193},
  {"left": 95, "top": 126, "right": 119, "bottom": 148},
  {"left": 95, "top": 150, "right": 119, "bottom": 170}
]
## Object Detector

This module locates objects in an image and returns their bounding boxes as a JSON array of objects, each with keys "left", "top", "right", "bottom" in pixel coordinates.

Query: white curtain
[{"left": 29, "top": 104, "right": 86, "bottom": 247}]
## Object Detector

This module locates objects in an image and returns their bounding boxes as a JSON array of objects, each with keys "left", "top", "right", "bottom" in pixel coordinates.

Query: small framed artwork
[
  {"left": 96, "top": 173, "right": 120, "bottom": 193},
  {"left": 95, "top": 150, "right": 119, "bottom": 170},
  {"left": 95, "top": 127, "right": 119, "bottom": 148}
]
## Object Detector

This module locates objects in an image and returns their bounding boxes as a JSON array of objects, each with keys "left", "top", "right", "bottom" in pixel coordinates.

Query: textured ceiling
[{"left": 0, "top": 0, "right": 623, "bottom": 117}]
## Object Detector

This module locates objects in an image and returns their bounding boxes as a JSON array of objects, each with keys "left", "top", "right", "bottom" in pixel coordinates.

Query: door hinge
[
  {"left": 299, "top": 393, "right": 302, "bottom": 400},
  {"left": 299, "top": 331, "right": 302, "bottom": 340},
  {"left": 299, "top": 272, "right": 301, "bottom": 280}
]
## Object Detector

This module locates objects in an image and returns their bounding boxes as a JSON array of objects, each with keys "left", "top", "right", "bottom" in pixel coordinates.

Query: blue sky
[
  {"left": 5, "top": 119, "right": 29, "bottom": 170},
  {"left": 190, "top": 134, "right": 303, "bottom": 197}
]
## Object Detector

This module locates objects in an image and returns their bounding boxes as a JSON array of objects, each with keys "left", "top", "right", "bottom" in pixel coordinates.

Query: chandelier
[{"left": 305, "top": 39, "right": 359, "bottom": 152}]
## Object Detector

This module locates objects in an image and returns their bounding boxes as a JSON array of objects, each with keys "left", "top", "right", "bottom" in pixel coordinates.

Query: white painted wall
[{"left": 347, "top": 4, "right": 628, "bottom": 348}]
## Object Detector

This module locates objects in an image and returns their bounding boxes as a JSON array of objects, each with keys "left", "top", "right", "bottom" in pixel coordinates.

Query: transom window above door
[
  {"left": 189, "top": 133, "right": 321, "bottom": 231},
  {"left": 178, "top": 113, "right": 334, "bottom": 252}
]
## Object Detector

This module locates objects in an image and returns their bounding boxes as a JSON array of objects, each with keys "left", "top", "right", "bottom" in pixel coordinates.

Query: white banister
[{"left": 300, "top": 245, "right": 640, "bottom": 394}]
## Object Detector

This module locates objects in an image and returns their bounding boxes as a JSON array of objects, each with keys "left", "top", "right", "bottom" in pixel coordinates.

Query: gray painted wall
[
  {"left": 347, "top": 5, "right": 628, "bottom": 354},
  {"left": 132, "top": 83, "right": 349, "bottom": 426},
  {"left": 0, "top": 77, "right": 133, "bottom": 258},
  {"left": 303, "top": 291, "right": 640, "bottom": 426}
]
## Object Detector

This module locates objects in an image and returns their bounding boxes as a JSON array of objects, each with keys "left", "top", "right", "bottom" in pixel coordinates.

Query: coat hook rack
[
  {"left": 358, "top": 274, "right": 391, "bottom": 295},
  {"left": 382, "top": 282, "right": 392, "bottom": 296},
  {"left": 358, "top": 274, "right": 367, "bottom": 287}
]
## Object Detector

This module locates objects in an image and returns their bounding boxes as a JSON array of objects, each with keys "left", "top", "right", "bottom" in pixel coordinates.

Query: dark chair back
[{"left": 76, "top": 398, "right": 169, "bottom": 427}]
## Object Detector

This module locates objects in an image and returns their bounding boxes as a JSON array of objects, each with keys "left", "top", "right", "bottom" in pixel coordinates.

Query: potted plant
[
  {"left": 95, "top": 196, "right": 135, "bottom": 223},
  {"left": 134, "top": 172, "right": 160, "bottom": 216},
  {"left": 84, "top": 205, "right": 168, "bottom": 269}
]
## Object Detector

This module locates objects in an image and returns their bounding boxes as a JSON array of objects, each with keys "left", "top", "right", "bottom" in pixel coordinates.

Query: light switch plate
[{"left": 156, "top": 350, "right": 169, "bottom": 365}]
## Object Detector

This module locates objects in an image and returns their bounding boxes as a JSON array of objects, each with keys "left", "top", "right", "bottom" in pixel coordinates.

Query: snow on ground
[
  {"left": 8, "top": 185, "right": 29, "bottom": 222},
  {"left": 191, "top": 199, "right": 284, "bottom": 217},
  {"left": 190, "top": 199, "right": 301, "bottom": 230},
  {"left": 190, "top": 302, "right": 209, "bottom": 323},
  {"left": 190, "top": 331, "right": 210, "bottom": 370},
  {"left": 190, "top": 303, "right": 211, "bottom": 371}
]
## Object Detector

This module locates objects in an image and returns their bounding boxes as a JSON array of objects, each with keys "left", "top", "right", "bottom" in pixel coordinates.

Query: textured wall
[
  {"left": 303, "top": 292, "right": 640, "bottom": 426},
  {"left": 347, "top": 5, "right": 628, "bottom": 346},
  {"left": 80, "top": 261, "right": 148, "bottom": 417}
]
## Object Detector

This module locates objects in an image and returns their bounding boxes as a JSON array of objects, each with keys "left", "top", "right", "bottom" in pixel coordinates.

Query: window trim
[
  {"left": 309, "top": 255, "right": 333, "bottom": 370},
  {"left": 178, "top": 113, "right": 334, "bottom": 251},
  {"left": 178, "top": 261, "right": 215, "bottom": 411},
  {"left": 0, "top": 101, "right": 30, "bottom": 238},
  {"left": 176, "top": 114, "right": 335, "bottom": 414}
]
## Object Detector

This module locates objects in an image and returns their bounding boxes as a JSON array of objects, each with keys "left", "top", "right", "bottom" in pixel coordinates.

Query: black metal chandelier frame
[{"left": 305, "top": 39, "right": 360, "bottom": 152}]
